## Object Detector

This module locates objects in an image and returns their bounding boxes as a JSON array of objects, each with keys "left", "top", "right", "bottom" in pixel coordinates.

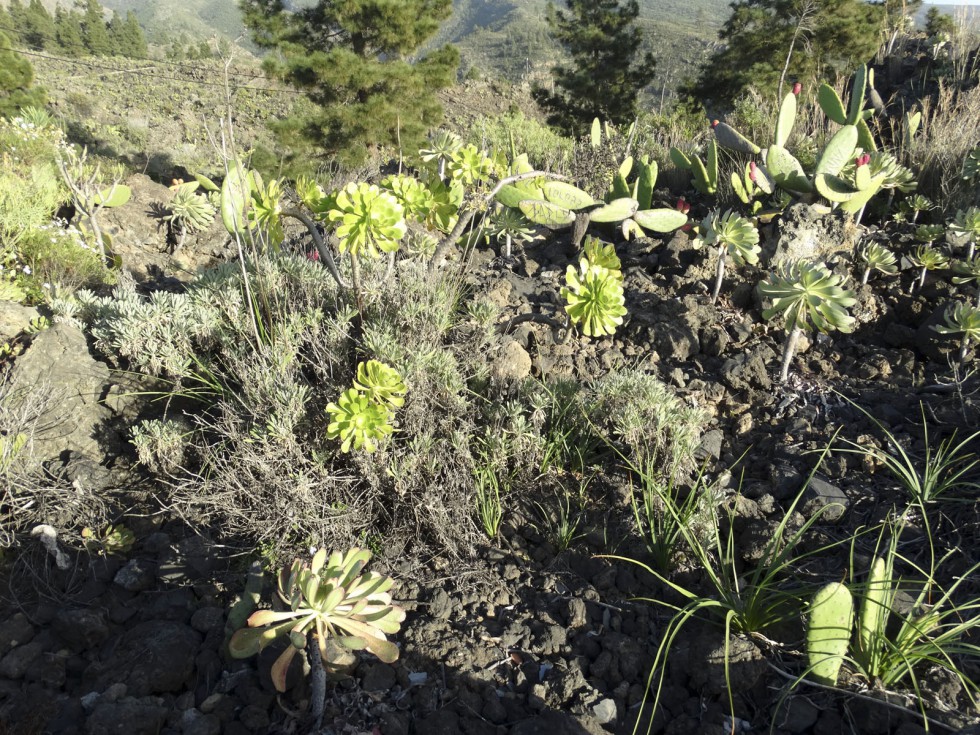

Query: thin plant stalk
[
  {"left": 711, "top": 246, "right": 727, "bottom": 304},
  {"left": 779, "top": 326, "right": 803, "bottom": 384}
]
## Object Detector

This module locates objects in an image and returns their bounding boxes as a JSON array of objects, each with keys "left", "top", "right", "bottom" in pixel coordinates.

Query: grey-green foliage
[
  {"left": 589, "top": 369, "right": 706, "bottom": 473},
  {"left": 131, "top": 418, "right": 189, "bottom": 474},
  {"left": 67, "top": 253, "right": 343, "bottom": 435}
]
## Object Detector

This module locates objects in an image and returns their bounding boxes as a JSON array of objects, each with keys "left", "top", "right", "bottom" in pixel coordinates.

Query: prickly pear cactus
[{"left": 808, "top": 582, "right": 854, "bottom": 686}]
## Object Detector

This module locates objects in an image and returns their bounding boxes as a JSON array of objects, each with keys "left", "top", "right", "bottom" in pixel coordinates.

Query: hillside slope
[{"left": 3, "top": 0, "right": 731, "bottom": 91}]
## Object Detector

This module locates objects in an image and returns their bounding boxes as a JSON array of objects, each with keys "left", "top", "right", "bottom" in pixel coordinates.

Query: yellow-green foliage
[
  {"left": 468, "top": 110, "right": 574, "bottom": 171},
  {"left": 0, "top": 114, "right": 68, "bottom": 246},
  {"left": 17, "top": 223, "right": 107, "bottom": 292}
]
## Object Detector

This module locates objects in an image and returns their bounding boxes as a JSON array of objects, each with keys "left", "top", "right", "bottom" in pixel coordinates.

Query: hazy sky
[{"left": 923, "top": 0, "right": 980, "bottom": 4}]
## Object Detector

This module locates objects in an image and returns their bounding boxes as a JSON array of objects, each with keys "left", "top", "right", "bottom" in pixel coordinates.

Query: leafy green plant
[
  {"left": 164, "top": 181, "right": 216, "bottom": 249},
  {"left": 420, "top": 130, "right": 463, "bottom": 180},
  {"left": 910, "top": 245, "right": 949, "bottom": 289},
  {"left": 604, "top": 446, "right": 847, "bottom": 731},
  {"left": 900, "top": 194, "right": 934, "bottom": 224},
  {"left": 936, "top": 301, "right": 980, "bottom": 364},
  {"left": 759, "top": 260, "right": 856, "bottom": 383},
  {"left": 229, "top": 547, "right": 405, "bottom": 726},
  {"left": 561, "top": 257, "right": 627, "bottom": 338},
  {"left": 473, "top": 466, "right": 504, "bottom": 540},
  {"left": 949, "top": 207, "right": 980, "bottom": 260},
  {"left": 325, "top": 388, "right": 395, "bottom": 454},
  {"left": 352, "top": 360, "right": 407, "bottom": 410},
  {"left": 670, "top": 137, "right": 718, "bottom": 196},
  {"left": 692, "top": 209, "right": 760, "bottom": 304},
  {"left": 447, "top": 144, "right": 495, "bottom": 185},
  {"left": 328, "top": 183, "right": 407, "bottom": 260},
  {"left": 81, "top": 524, "right": 135, "bottom": 557},
  {"left": 952, "top": 255, "right": 980, "bottom": 306},
  {"left": 915, "top": 223, "right": 945, "bottom": 246},
  {"left": 486, "top": 206, "right": 541, "bottom": 258},
  {"left": 858, "top": 243, "right": 898, "bottom": 285}
]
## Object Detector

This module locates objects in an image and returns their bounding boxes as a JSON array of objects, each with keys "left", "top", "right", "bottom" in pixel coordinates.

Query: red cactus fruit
[
  {"left": 792, "top": 82, "right": 802, "bottom": 96},
  {"left": 856, "top": 153, "right": 871, "bottom": 167}
]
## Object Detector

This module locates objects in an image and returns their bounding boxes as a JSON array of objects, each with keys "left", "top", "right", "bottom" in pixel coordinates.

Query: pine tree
[
  {"left": 685, "top": 0, "right": 883, "bottom": 108},
  {"left": 240, "top": 0, "right": 459, "bottom": 170},
  {"left": 77, "top": 0, "right": 111, "bottom": 56},
  {"left": 0, "top": 31, "right": 46, "bottom": 117},
  {"left": 532, "top": 0, "right": 657, "bottom": 136},
  {"left": 6, "top": 0, "right": 29, "bottom": 44},
  {"left": 107, "top": 9, "right": 145, "bottom": 57},
  {"left": 22, "top": 0, "right": 56, "bottom": 50},
  {"left": 122, "top": 11, "right": 147, "bottom": 58},
  {"left": 55, "top": 6, "right": 86, "bottom": 57},
  {"left": 925, "top": 7, "right": 956, "bottom": 38}
]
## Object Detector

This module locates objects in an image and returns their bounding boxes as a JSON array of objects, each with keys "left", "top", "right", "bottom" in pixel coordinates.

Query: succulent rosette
[
  {"left": 328, "top": 182, "right": 407, "bottom": 258},
  {"left": 561, "top": 258, "right": 627, "bottom": 337},
  {"left": 325, "top": 388, "right": 394, "bottom": 453}
]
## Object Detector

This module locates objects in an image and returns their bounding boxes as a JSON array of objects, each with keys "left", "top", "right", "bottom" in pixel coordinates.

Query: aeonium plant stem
[
  {"left": 711, "top": 246, "right": 727, "bottom": 304},
  {"left": 960, "top": 337, "right": 971, "bottom": 365},
  {"left": 307, "top": 635, "right": 326, "bottom": 730},
  {"left": 861, "top": 267, "right": 871, "bottom": 286},
  {"left": 779, "top": 326, "right": 803, "bottom": 384}
]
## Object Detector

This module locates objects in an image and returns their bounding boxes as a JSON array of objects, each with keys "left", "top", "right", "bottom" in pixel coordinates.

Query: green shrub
[
  {"left": 17, "top": 222, "right": 107, "bottom": 292},
  {"left": 590, "top": 368, "right": 706, "bottom": 472},
  {"left": 0, "top": 114, "right": 68, "bottom": 245},
  {"left": 467, "top": 110, "right": 574, "bottom": 172},
  {"left": 62, "top": 253, "right": 501, "bottom": 561}
]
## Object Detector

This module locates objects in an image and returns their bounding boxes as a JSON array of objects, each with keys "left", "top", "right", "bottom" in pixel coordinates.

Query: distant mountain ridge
[{"left": 2, "top": 0, "right": 733, "bottom": 91}]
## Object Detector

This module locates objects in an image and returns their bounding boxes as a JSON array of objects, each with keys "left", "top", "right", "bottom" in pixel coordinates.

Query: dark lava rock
[
  {"left": 0, "top": 614, "right": 35, "bottom": 656},
  {"left": 85, "top": 698, "right": 168, "bottom": 735},
  {"left": 113, "top": 558, "right": 157, "bottom": 592},
  {"left": 801, "top": 476, "right": 849, "bottom": 521},
  {"left": 510, "top": 709, "right": 607, "bottom": 735},
  {"left": 89, "top": 621, "right": 200, "bottom": 696},
  {"left": 52, "top": 609, "right": 110, "bottom": 652},
  {"left": 721, "top": 346, "right": 774, "bottom": 392}
]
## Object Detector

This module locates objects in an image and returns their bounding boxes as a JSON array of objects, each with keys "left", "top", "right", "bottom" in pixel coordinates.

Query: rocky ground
[{"left": 0, "top": 185, "right": 978, "bottom": 735}]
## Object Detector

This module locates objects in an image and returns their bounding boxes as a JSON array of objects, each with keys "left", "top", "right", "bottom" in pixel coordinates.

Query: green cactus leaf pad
[
  {"left": 496, "top": 183, "right": 543, "bottom": 208},
  {"left": 519, "top": 199, "right": 576, "bottom": 229},
  {"left": 815, "top": 126, "right": 859, "bottom": 177},
  {"left": 818, "top": 83, "right": 847, "bottom": 125},
  {"left": 766, "top": 146, "right": 813, "bottom": 194},
  {"left": 807, "top": 582, "right": 854, "bottom": 686},
  {"left": 635, "top": 160, "right": 657, "bottom": 211},
  {"left": 633, "top": 208, "right": 688, "bottom": 233},
  {"left": 713, "top": 122, "right": 760, "bottom": 154},
  {"left": 669, "top": 147, "right": 692, "bottom": 170},
  {"left": 543, "top": 181, "right": 596, "bottom": 210},
  {"left": 775, "top": 92, "right": 797, "bottom": 148},
  {"left": 590, "top": 198, "right": 639, "bottom": 223},
  {"left": 94, "top": 184, "right": 132, "bottom": 208},
  {"left": 815, "top": 173, "right": 861, "bottom": 203}
]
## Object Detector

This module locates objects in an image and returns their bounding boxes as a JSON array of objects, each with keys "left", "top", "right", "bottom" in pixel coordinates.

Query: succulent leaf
[
  {"left": 519, "top": 199, "right": 576, "bottom": 229},
  {"left": 818, "top": 84, "right": 847, "bottom": 125},
  {"left": 760, "top": 260, "right": 857, "bottom": 334},
  {"left": 561, "top": 259, "right": 627, "bottom": 337},
  {"left": 542, "top": 181, "right": 596, "bottom": 210},
  {"left": 775, "top": 91, "right": 797, "bottom": 148},
  {"left": 589, "top": 198, "right": 639, "bottom": 224},
  {"left": 807, "top": 582, "right": 854, "bottom": 686}
]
